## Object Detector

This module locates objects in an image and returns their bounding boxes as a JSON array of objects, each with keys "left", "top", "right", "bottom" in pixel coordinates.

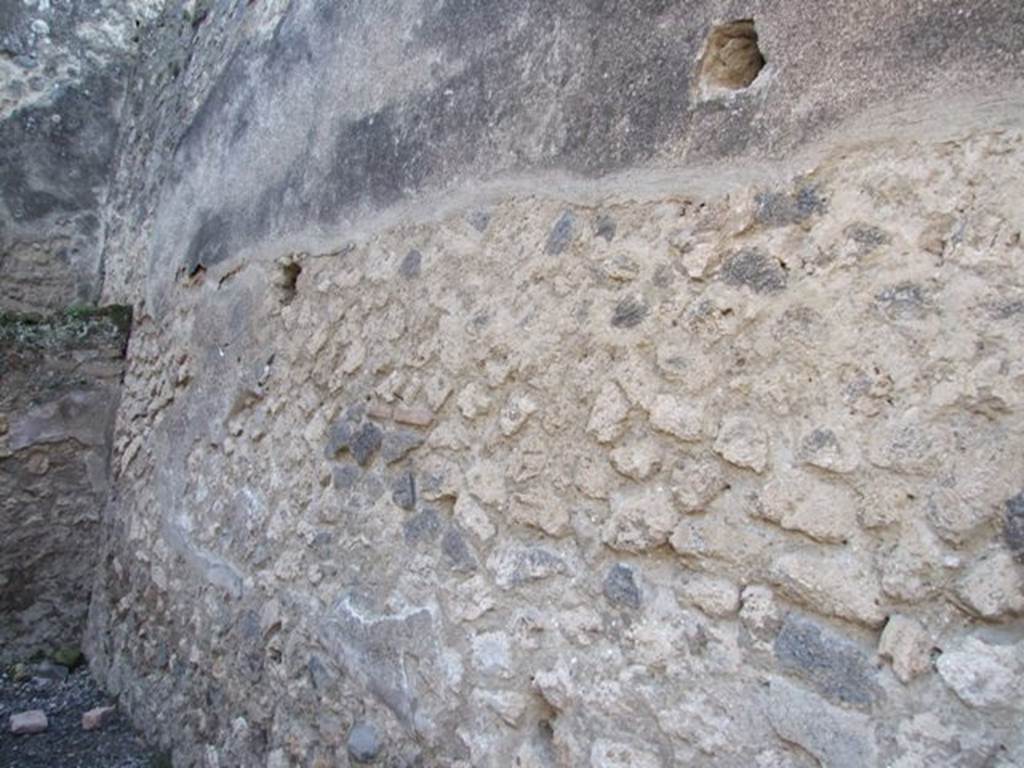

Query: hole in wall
[
  {"left": 697, "top": 19, "right": 765, "bottom": 96},
  {"left": 277, "top": 260, "right": 302, "bottom": 305}
]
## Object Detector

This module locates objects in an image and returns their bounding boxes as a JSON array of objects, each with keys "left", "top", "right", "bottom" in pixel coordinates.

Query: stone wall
[
  {"left": 0, "top": 0, "right": 146, "bottom": 667},
  {"left": 87, "top": 126, "right": 1024, "bottom": 765},
  {"left": 34, "top": 0, "right": 1024, "bottom": 766},
  {"left": 0, "top": 0, "right": 161, "bottom": 313},
  {"left": 0, "top": 308, "right": 129, "bottom": 664}
]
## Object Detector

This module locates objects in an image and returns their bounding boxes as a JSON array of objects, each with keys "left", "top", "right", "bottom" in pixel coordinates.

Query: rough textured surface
[
  {"left": 0, "top": 1, "right": 1021, "bottom": 767},
  {"left": 0, "top": 0, "right": 161, "bottom": 312},
  {"left": 97, "top": 0, "right": 1024, "bottom": 310},
  {"left": 86, "top": 124, "right": 1024, "bottom": 765},
  {"left": 0, "top": 309, "right": 129, "bottom": 663}
]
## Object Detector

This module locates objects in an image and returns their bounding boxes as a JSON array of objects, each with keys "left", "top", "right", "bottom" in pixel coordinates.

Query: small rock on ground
[{"left": 10, "top": 710, "right": 47, "bottom": 735}]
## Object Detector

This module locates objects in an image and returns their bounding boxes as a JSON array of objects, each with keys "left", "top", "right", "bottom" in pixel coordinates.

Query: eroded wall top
[{"left": 100, "top": 0, "right": 1024, "bottom": 309}]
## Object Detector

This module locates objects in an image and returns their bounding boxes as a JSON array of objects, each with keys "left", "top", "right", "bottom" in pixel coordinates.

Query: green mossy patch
[
  {"left": 52, "top": 646, "right": 85, "bottom": 670},
  {"left": 0, "top": 304, "right": 133, "bottom": 353}
]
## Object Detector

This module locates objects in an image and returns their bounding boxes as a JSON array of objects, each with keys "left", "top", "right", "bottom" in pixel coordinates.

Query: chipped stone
[
  {"left": 454, "top": 494, "right": 496, "bottom": 542},
  {"left": 754, "top": 472, "right": 858, "bottom": 544},
  {"left": 393, "top": 406, "right": 433, "bottom": 427},
  {"left": 602, "top": 485, "right": 676, "bottom": 552},
  {"left": 739, "top": 585, "right": 781, "bottom": 640},
  {"left": 532, "top": 661, "right": 575, "bottom": 711},
  {"left": 604, "top": 253, "right": 640, "bottom": 282},
  {"left": 771, "top": 550, "right": 885, "bottom": 627},
  {"left": 936, "top": 636, "right": 1024, "bottom": 711},
  {"left": 877, "top": 615, "right": 931, "bottom": 683},
  {"left": 669, "top": 455, "right": 726, "bottom": 513},
  {"left": 955, "top": 550, "right": 1024, "bottom": 619},
  {"left": 340, "top": 340, "right": 366, "bottom": 374},
  {"left": 610, "top": 441, "right": 662, "bottom": 481},
  {"left": 489, "top": 545, "right": 569, "bottom": 588},
  {"left": 649, "top": 394, "right": 702, "bottom": 442},
  {"left": 499, "top": 394, "right": 537, "bottom": 436},
  {"left": 457, "top": 383, "right": 492, "bottom": 419},
  {"left": 926, "top": 486, "right": 990, "bottom": 544},
  {"left": 424, "top": 375, "right": 453, "bottom": 411},
  {"left": 472, "top": 631, "right": 512, "bottom": 677},
  {"left": 465, "top": 460, "right": 505, "bottom": 506},
  {"left": 450, "top": 575, "right": 496, "bottom": 622},
  {"left": 678, "top": 240, "right": 719, "bottom": 280},
  {"left": 797, "top": 427, "right": 860, "bottom": 474},
  {"left": 587, "top": 381, "right": 630, "bottom": 444},
  {"left": 681, "top": 574, "right": 740, "bottom": 617},
  {"left": 713, "top": 416, "right": 769, "bottom": 473},
  {"left": 509, "top": 492, "right": 570, "bottom": 538}
]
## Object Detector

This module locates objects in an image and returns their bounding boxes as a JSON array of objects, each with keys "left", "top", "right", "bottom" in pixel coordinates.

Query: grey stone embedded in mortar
[
  {"left": 441, "top": 526, "right": 477, "bottom": 572},
  {"left": 391, "top": 471, "right": 416, "bottom": 511},
  {"left": 350, "top": 423, "right": 383, "bottom": 467},
  {"left": 467, "top": 210, "right": 491, "bottom": 232},
  {"left": 399, "top": 249, "right": 422, "bottom": 279},
  {"left": 720, "top": 249, "right": 788, "bottom": 294},
  {"left": 545, "top": 211, "right": 575, "bottom": 256},
  {"left": 843, "top": 222, "right": 891, "bottom": 257},
  {"left": 308, "top": 655, "right": 332, "bottom": 691},
  {"left": 348, "top": 721, "right": 382, "bottom": 763},
  {"left": 404, "top": 508, "right": 442, "bottom": 545},
  {"left": 773, "top": 613, "right": 879, "bottom": 708},
  {"left": 755, "top": 183, "right": 828, "bottom": 227},
  {"left": 595, "top": 214, "right": 617, "bottom": 242},
  {"left": 493, "top": 546, "right": 569, "bottom": 588},
  {"left": 326, "top": 412, "right": 358, "bottom": 458},
  {"left": 610, "top": 296, "right": 649, "bottom": 328},
  {"left": 799, "top": 428, "right": 839, "bottom": 457},
  {"left": 381, "top": 430, "right": 425, "bottom": 464},
  {"left": 604, "top": 564, "right": 642, "bottom": 609},
  {"left": 1005, "top": 490, "right": 1024, "bottom": 562},
  {"left": 876, "top": 282, "right": 928, "bottom": 320},
  {"left": 333, "top": 463, "right": 361, "bottom": 491}
]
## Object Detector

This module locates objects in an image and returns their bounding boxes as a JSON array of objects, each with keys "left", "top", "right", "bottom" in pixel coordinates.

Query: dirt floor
[{"left": 0, "top": 664, "right": 161, "bottom": 768}]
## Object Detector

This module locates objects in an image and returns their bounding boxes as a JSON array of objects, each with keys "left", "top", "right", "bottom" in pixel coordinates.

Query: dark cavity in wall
[
  {"left": 277, "top": 260, "right": 302, "bottom": 305},
  {"left": 697, "top": 20, "right": 765, "bottom": 94}
]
